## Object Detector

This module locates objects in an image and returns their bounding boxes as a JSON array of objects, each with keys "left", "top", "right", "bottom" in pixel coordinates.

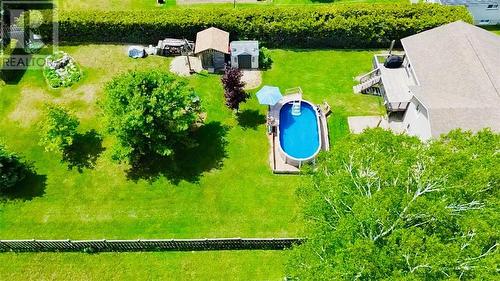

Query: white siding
[
  {"left": 403, "top": 98, "right": 432, "bottom": 141},
  {"left": 251, "top": 56, "right": 259, "bottom": 69},
  {"left": 418, "top": 1, "right": 500, "bottom": 25},
  {"left": 469, "top": 4, "right": 500, "bottom": 25},
  {"left": 230, "top": 41, "right": 259, "bottom": 69}
]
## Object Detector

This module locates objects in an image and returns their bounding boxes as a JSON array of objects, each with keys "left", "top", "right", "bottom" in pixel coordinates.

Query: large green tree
[
  {"left": 102, "top": 71, "right": 203, "bottom": 163},
  {"left": 288, "top": 129, "right": 499, "bottom": 280}
]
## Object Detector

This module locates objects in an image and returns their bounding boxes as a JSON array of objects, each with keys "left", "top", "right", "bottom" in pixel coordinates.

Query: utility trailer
[{"left": 156, "top": 38, "right": 194, "bottom": 56}]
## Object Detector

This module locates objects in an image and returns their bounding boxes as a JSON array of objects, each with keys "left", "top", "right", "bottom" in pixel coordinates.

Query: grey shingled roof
[
  {"left": 401, "top": 21, "right": 500, "bottom": 137},
  {"left": 194, "top": 27, "right": 230, "bottom": 55}
]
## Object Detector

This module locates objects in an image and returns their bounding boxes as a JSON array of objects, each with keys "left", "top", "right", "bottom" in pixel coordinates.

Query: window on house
[
  {"left": 479, "top": 19, "right": 491, "bottom": 24},
  {"left": 487, "top": 4, "right": 499, "bottom": 9}
]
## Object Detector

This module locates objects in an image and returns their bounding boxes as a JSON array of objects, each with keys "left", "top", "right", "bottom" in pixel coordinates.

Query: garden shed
[
  {"left": 194, "top": 27, "right": 230, "bottom": 72},
  {"left": 230, "top": 41, "right": 259, "bottom": 69}
]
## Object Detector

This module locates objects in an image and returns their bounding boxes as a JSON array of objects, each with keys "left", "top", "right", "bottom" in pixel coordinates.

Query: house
[
  {"left": 416, "top": 0, "right": 500, "bottom": 25},
  {"left": 194, "top": 27, "right": 230, "bottom": 72},
  {"left": 353, "top": 21, "right": 500, "bottom": 140},
  {"left": 230, "top": 41, "right": 259, "bottom": 69}
]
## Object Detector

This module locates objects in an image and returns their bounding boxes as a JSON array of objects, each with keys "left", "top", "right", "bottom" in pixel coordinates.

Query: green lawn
[
  {"left": 0, "top": 45, "right": 382, "bottom": 240},
  {"left": 58, "top": 0, "right": 409, "bottom": 11},
  {"left": 272, "top": 0, "right": 407, "bottom": 4},
  {"left": 0, "top": 46, "right": 381, "bottom": 279},
  {"left": 0, "top": 251, "right": 288, "bottom": 280},
  {"left": 58, "top": 0, "right": 174, "bottom": 10}
]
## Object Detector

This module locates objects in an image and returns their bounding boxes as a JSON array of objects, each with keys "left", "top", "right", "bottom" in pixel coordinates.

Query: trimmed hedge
[{"left": 41, "top": 4, "right": 472, "bottom": 48}]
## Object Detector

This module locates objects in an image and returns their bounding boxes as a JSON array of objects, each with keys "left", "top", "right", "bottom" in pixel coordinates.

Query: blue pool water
[{"left": 279, "top": 102, "right": 320, "bottom": 159}]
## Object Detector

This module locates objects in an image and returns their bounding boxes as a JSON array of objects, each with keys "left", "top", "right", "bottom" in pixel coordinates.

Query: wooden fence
[{"left": 0, "top": 238, "right": 303, "bottom": 252}]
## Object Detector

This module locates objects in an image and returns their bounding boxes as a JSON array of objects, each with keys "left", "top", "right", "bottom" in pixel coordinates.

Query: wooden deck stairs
[{"left": 353, "top": 68, "right": 382, "bottom": 94}]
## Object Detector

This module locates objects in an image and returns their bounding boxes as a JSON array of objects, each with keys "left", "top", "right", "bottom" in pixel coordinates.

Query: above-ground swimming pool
[{"left": 279, "top": 101, "right": 321, "bottom": 163}]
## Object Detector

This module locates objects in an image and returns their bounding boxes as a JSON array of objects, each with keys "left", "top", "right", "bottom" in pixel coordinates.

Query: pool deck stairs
[{"left": 291, "top": 100, "right": 302, "bottom": 116}]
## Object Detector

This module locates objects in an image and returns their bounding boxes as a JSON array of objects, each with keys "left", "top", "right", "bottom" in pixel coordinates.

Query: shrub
[
  {"left": 221, "top": 66, "right": 249, "bottom": 112},
  {"left": 39, "top": 104, "right": 80, "bottom": 154},
  {"left": 39, "top": 4, "right": 472, "bottom": 48},
  {"left": 82, "top": 247, "right": 96, "bottom": 254},
  {"left": 0, "top": 144, "right": 34, "bottom": 192},
  {"left": 102, "top": 71, "right": 204, "bottom": 163},
  {"left": 258, "top": 47, "right": 273, "bottom": 70}
]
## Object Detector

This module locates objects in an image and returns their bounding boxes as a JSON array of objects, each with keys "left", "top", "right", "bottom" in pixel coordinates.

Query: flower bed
[{"left": 43, "top": 51, "right": 82, "bottom": 88}]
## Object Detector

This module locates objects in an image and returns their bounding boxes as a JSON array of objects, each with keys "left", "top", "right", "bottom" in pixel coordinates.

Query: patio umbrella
[{"left": 256, "top": 86, "right": 283, "bottom": 107}]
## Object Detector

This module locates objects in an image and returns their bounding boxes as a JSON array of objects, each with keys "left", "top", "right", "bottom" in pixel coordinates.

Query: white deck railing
[{"left": 284, "top": 87, "right": 303, "bottom": 97}]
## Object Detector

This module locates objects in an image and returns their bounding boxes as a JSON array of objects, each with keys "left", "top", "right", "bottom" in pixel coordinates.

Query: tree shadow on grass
[
  {"left": 126, "top": 121, "right": 229, "bottom": 184},
  {"left": 0, "top": 49, "right": 31, "bottom": 85},
  {"left": 2, "top": 172, "right": 47, "bottom": 201},
  {"left": 62, "top": 130, "right": 105, "bottom": 173},
  {"left": 236, "top": 109, "right": 266, "bottom": 130}
]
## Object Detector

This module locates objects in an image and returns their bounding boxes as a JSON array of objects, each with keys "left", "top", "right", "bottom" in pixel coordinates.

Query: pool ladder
[{"left": 291, "top": 100, "right": 302, "bottom": 116}]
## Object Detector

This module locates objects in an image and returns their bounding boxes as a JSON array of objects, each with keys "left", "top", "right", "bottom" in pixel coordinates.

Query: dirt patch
[
  {"left": 70, "top": 84, "right": 98, "bottom": 104},
  {"left": 241, "top": 70, "right": 262, "bottom": 90},
  {"left": 9, "top": 84, "right": 99, "bottom": 127},
  {"left": 169, "top": 56, "right": 203, "bottom": 77},
  {"left": 8, "top": 88, "right": 47, "bottom": 127}
]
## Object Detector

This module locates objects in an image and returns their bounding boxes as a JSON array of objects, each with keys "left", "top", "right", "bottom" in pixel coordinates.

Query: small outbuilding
[
  {"left": 230, "top": 41, "right": 259, "bottom": 69},
  {"left": 194, "top": 27, "right": 230, "bottom": 72}
]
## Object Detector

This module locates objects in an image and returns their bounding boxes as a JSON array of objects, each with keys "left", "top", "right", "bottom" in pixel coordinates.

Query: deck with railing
[{"left": 355, "top": 53, "right": 416, "bottom": 112}]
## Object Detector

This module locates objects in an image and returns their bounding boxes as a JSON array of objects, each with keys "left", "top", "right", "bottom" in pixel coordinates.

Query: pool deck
[
  {"left": 268, "top": 93, "right": 302, "bottom": 174},
  {"left": 318, "top": 109, "right": 330, "bottom": 152},
  {"left": 268, "top": 133, "right": 301, "bottom": 174},
  {"left": 268, "top": 93, "right": 330, "bottom": 174}
]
